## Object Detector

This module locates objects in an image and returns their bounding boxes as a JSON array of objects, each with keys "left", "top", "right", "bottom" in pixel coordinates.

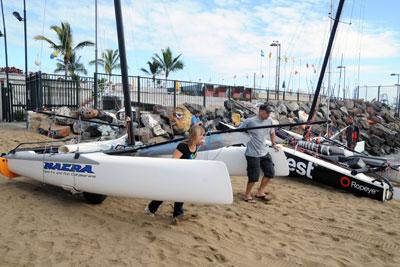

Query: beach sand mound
[{"left": 0, "top": 127, "right": 399, "bottom": 266}]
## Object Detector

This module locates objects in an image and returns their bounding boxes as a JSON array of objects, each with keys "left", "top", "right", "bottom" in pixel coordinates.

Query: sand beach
[{"left": 1, "top": 126, "right": 400, "bottom": 266}]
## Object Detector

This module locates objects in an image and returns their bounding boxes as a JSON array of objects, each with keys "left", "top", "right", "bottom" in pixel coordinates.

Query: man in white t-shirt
[{"left": 239, "top": 104, "right": 278, "bottom": 203}]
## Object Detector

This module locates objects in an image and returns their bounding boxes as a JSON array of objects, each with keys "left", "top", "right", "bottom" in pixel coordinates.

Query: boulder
[
  {"left": 224, "top": 100, "right": 257, "bottom": 116},
  {"left": 278, "top": 116, "right": 294, "bottom": 125},
  {"left": 44, "top": 125, "right": 71, "bottom": 139},
  {"left": 299, "top": 103, "right": 311, "bottom": 114},
  {"left": 351, "top": 108, "right": 363, "bottom": 116},
  {"left": 215, "top": 108, "right": 226, "bottom": 119},
  {"left": 183, "top": 103, "right": 205, "bottom": 115},
  {"left": 357, "top": 118, "right": 370, "bottom": 130},
  {"left": 97, "top": 110, "right": 119, "bottom": 124},
  {"left": 141, "top": 113, "right": 162, "bottom": 128},
  {"left": 277, "top": 103, "right": 288, "bottom": 115},
  {"left": 298, "top": 110, "right": 308, "bottom": 122},
  {"left": 367, "top": 134, "right": 385, "bottom": 147},
  {"left": 72, "top": 121, "right": 91, "bottom": 134},
  {"left": 97, "top": 125, "right": 119, "bottom": 139},
  {"left": 369, "top": 124, "right": 396, "bottom": 139},
  {"left": 78, "top": 107, "right": 99, "bottom": 119},
  {"left": 136, "top": 127, "right": 154, "bottom": 143},
  {"left": 381, "top": 109, "right": 396, "bottom": 123},
  {"left": 27, "top": 111, "right": 51, "bottom": 131},
  {"left": 54, "top": 107, "right": 74, "bottom": 125},
  {"left": 370, "top": 115, "right": 383, "bottom": 124},
  {"left": 372, "top": 101, "right": 383, "bottom": 112},
  {"left": 339, "top": 106, "right": 348, "bottom": 115},
  {"left": 336, "top": 99, "right": 344, "bottom": 107},
  {"left": 161, "top": 123, "right": 174, "bottom": 137},
  {"left": 331, "top": 110, "right": 342, "bottom": 119},
  {"left": 152, "top": 124, "right": 168, "bottom": 137},
  {"left": 366, "top": 105, "right": 375, "bottom": 116},
  {"left": 286, "top": 102, "right": 299, "bottom": 112},
  {"left": 344, "top": 100, "right": 354, "bottom": 109},
  {"left": 84, "top": 125, "right": 102, "bottom": 138},
  {"left": 153, "top": 105, "right": 174, "bottom": 119}
]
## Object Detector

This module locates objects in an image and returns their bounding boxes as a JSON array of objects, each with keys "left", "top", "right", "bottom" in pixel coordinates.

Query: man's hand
[{"left": 272, "top": 144, "right": 279, "bottom": 152}]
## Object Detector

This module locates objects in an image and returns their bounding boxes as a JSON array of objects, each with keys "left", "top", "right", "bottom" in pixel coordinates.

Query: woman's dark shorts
[{"left": 245, "top": 154, "right": 275, "bottom": 182}]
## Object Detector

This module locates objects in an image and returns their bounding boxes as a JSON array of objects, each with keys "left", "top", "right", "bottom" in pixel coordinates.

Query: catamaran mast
[
  {"left": 113, "top": 0, "right": 135, "bottom": 145},
  {"left": 94, "top": 0, "right": 98, "bottom": 108},
  {"left": 307, "top": 0, "right": 345, "bottom": 125},
  {"left": 326, "top": 0, "right": 333, "bottom": 137}
]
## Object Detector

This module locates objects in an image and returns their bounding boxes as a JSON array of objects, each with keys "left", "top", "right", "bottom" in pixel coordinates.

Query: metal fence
[
  {"left": 356, "top": 85, "right": 399, "bottom": 106},
  {"left": 2, "top": 71, "right": 396, "bottom": 121},
  {"left": 31, "top": 73, "right": 94, "bottom": 110},
  {"left": 94, "top": 73, "right": 322, "bottom": 110}
]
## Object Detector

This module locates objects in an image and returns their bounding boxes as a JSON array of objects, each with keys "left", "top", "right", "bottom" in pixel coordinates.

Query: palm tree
[
  {"left": 54, "top": 52, "right": 87, "bottom": 80},
  {"left": 90, "top": 49, "right": 120, "bottom": 79},
  {"left": 140, "top": 59, "right": 161, "bottom": 81},
  {"left": 153, "top": 47, "right": 184, "bottom": 79},
  {"left": 34, "top": 22, "right": 93, "bottom": 77}
]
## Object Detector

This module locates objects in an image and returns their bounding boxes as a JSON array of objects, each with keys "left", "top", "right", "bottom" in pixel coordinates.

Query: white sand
[{"left": 1, "top": 128, "right": 399, "bottom": 266}]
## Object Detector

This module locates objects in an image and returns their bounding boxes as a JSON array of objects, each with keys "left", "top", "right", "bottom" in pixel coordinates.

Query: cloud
[{"left": 1, "top": 0, "right": 399, "bottom": 85}]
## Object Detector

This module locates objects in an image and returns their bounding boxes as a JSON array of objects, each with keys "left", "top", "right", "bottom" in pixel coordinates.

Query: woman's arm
[{"left": 172, "top": 149, "right": 183, "bottom": 159}]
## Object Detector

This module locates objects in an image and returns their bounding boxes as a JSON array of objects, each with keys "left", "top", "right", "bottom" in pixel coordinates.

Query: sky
[{"left": 1, "top": 0, "right": 399, "bottom": 102}]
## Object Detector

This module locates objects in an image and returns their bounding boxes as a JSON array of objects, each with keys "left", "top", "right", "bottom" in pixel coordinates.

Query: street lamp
[
  {"left": 12, "top": 11, "right": 23, "bottom": 21},
  {"left": 1, "top": 0, "right": 10, "bottom": 121},
  {"left": 270, "top": 40, "right": 281, "bottom": 99},
  {"left": 390, "top": 73, "right": 400, "bottom": 117},
  {"left": 13, "top": 0, "right": 28, "bottom": 110},
  {"left": 337, "top": 65, "right": 346, "bottom": 99}
]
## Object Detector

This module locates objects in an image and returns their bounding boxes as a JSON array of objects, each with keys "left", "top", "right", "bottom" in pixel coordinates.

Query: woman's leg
[
  {"left": 173, "top": 202, "right": 184, "bottom": 218},
  {"left": 148, "top": 200, "right": 163, "bottom": 214}
]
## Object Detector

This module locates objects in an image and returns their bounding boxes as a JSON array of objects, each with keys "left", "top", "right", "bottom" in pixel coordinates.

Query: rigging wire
[
  {"left": 160, "top": 0, "right": 193, "bottom": 81},
  {"left": 38, "top": 0, "right": 47, "bottom": 71}
]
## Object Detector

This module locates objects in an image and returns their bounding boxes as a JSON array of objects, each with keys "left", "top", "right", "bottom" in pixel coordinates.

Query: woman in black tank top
[{"left": 145, "top": 126, "right": 205, "bottom": 224}]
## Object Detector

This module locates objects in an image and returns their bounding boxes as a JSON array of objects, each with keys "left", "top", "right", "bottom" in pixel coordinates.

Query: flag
[
  {"left": 268, "top": 51, "right": 272, "bottom": 59},
  {"left": 260, "top": 50, "right": 265, "bottom": 57},
  {"left": 50, "top": 50, "right": 59, "bottom": 59}
]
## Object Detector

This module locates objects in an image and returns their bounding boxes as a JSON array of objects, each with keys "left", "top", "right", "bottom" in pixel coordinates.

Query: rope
[{"left": 38, "top": 0, "right": 47, "bottom": 70}]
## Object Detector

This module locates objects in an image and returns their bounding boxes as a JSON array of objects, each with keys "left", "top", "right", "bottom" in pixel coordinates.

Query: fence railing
[
  {"left": 94, "top": 73, "right": 326, "bottom": 110},
  {"left": 2, "top": 71, "right": 397, "bottom": 121}
]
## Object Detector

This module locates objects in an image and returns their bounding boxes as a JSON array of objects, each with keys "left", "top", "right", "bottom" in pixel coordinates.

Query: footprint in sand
[
  {"left": 144, "top": 231, "right": 157, "bottom": 242},
  {"left": 193, "top": 235, "right": 207, "bottom": 242},
  {"left": 39, "top": 241, "right": 55, "bottom": 250}
]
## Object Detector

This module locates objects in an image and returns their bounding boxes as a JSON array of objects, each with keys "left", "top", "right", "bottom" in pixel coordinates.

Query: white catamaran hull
[{"left": 3, "top": 151, "right": 233, "bottom": 204}]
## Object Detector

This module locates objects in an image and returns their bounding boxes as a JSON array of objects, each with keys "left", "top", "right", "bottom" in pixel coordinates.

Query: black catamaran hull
[{"left": 283, "top": 148, "right": 392, "bottom": 201}]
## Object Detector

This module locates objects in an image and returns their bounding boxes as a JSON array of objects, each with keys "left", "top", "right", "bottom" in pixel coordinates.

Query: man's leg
[
  {"left": 245, "top": 156, "right": 260, "bottom": 201},
  {"left": 148, "top": 200, "right": 163, "bottom": 214},
  {"left": 245, "top": 182, "right": 256, "bottom": 199},
  {"left": 173, "top": 202, "right": 184, "bottom": 218},
  {"left": 257, "top": 154, "right": 275, "bottom": 197},
  {"left": 257, "top": 176, "right": 271, "bottom": 196}
]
